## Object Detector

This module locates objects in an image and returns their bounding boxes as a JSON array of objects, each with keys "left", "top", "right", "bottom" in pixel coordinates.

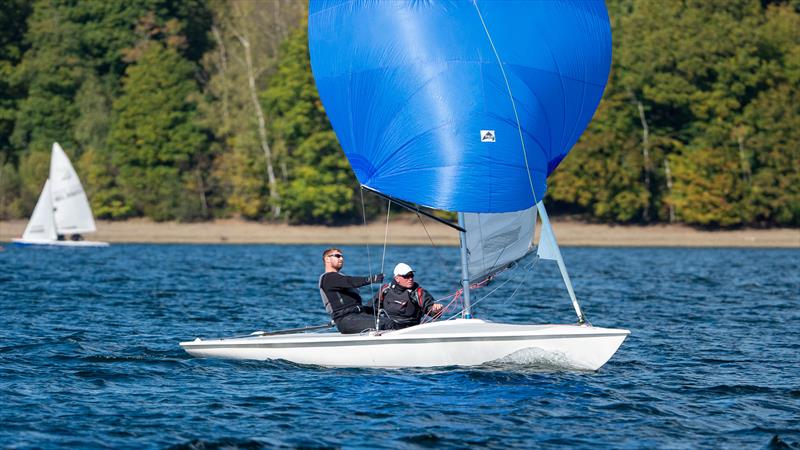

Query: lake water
[{"left": 1, "top": 244, "right": 798, "bottom": 449}]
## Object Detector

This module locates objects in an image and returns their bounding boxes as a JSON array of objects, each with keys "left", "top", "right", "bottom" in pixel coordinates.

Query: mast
[
  {"left": 536, "top": 202, "right": 586, "bottom": 324},
  {"left": 457, "top": 212, "right": 472, "bottom": 319}
]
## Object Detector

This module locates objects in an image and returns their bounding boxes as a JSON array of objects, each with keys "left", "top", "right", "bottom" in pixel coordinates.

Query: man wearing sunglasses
[
  {"left": 372, "top": 263, "right": 443, "bottom": 330},
  {"left": 319, "top": 248, "right": 384, "bottom": 334}
]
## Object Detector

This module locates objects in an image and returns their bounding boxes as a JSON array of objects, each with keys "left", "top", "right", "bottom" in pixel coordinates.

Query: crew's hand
[
  {"left": 429, "top": 303, "right": 443, "bottom": 315},
  {"left": 369, "top": 273, "right": 384, "bottom": 284}
]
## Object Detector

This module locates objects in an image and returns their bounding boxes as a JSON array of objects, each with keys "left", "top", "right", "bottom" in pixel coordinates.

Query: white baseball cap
[{"left": 393, "top": 263, "right": 414, "bottom": 277}]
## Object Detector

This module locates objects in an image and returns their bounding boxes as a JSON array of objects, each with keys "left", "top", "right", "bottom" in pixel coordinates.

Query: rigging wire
[
  {"left": 373, "top": 198, "right": 393, "bottom": 330},
  {"left": 434, "top": 256, "right": 540, "bottom": 323},
  {"left": 473, "top": 257, "right": 539, "bottom": 312},
  {"left": 475, "top": 256, "right": 539, "bottom": 312},
  {"left": 362, "top": 189, "right": 394, "bottom": 329},
  {"left": 415, "top": 210, "right": 454, "bottom": 272},
  {"left": 471, "top": 257, "right": 541, "bottom": 316}
]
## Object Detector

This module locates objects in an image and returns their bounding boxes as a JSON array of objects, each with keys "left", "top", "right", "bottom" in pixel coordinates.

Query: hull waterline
[
  {"left": 180, "top": 319, "right": 629, "bottom": 370},
  {"left": 11, "top": 238, "right": 110, "bottom": 247}
]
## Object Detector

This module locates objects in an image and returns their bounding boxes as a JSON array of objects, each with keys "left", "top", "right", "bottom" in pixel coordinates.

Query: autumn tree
[
  {"left": 263, "top": 21, "right": 359, "bottom": 224},
  {"left": 200, "top": 0, "right": 304, "bottom": 219}
]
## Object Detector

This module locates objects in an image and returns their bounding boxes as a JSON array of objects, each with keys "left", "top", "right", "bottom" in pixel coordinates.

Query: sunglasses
[
  {"left": 398, "top": 272, "right": 414, "bottom": 279},
  {"left": 328, "top": 253, "right": 343, "bottom": 258}
]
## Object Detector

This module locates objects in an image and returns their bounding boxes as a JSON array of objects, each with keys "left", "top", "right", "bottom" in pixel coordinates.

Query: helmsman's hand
[
  {"left": 369, "top": 273, "right": 385, "bottom": 284},
  {"left": 429, "top": 303, "right": 444, "bottom": 315}
]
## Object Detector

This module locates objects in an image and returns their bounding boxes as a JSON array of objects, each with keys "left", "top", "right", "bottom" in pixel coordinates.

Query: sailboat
[
  {"left": 12, "top": 142, "right": 109, "bottom": 247},
  {"left": 181, "top": 0, "right": 629, "bottom": 370}
]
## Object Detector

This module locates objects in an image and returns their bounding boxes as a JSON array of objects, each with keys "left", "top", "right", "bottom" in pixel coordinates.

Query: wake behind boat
[{"left": 12, "top": 142, "right": 108, "bottom": 247}]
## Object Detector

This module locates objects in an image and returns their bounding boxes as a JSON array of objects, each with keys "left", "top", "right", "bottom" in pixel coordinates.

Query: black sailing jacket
[{"left": 372, "top": 282, "right": 436, "bottom": 328}]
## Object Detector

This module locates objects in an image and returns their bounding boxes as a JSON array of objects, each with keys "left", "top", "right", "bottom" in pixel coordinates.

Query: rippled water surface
[{"left": 1, "top": 244, "right": 798, "bottom": 449}]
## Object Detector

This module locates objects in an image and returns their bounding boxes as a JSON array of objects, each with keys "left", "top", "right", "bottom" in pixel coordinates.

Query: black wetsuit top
[{"left": 319, "top": 272, "right": 375, "bottom": 321}]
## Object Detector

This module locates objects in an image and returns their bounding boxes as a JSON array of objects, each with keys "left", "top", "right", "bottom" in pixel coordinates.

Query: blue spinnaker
[{"left": 309, "top": 0, "right": 611, "bottom": 213}]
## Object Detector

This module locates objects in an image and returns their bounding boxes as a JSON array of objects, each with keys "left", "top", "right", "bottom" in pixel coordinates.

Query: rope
[
  {"left": 420, "top": 290, "right": 461, "bottom": 325},
  {"left": 470, "top": 257, "right": 540, "bottom": 316},
  {"left": 413, "top": 254, "right": 538, "bottom": 326}
]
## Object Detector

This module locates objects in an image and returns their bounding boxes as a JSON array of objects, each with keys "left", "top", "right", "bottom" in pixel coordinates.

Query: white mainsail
[
  {"left": 49, "top": 142, "right": 96, "bottom": 234},
  {"left": 21, "top": 179, "right": 58, "bottom": 242}
]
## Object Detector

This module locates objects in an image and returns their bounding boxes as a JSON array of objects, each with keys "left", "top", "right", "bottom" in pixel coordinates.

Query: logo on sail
[{"left": 480, "top": 130, "right": 495, "bottom": 142}]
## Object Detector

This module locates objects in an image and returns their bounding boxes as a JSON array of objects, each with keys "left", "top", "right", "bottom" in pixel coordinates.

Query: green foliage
[
  {"left": 0, "top": 0, "right": 31, "bottom": 160},
  {"left": 549, "top": 86, "right": 650, "bottom": 222},
  {"left": 210, "top": 143, "right": 268, "bottom": 219},
  {"left": 0, "top": 155, "right": 23, "bottom": 219},
  {"left": 263, "top": 21, "right": 359, "bottom": 224},
  {"left": 552, "top": 0, "right": 800, "bottom": 227},
  {"left": 279, "top": 131, "right": 355, "bottom": 224},
  {"left": 0, "top": 0, "right": 796, "bottom": 227},
  {"left": 198, "top": 1, "right": 306, "bottom": 220},
  {"left": 108, "top": 42, "right": 208, "bottom": 221},
  {"left": 77, "top": 148, "right": 132, "bottom": 219},
  {"left": 73, "top": 74, "right": 112, "bottom": 153},
  {"left": 669, "top": 147, "right": 749, "bottom": 227},
  {"left": 4, "top": 0, "right": 214, "bottom": 218},
  {"left": 78, "top": 1, "right": 211, "bottom": 73},
  {"left": 11, "top": 0, "right": 86, "bottom": 154},
  {"left": 16, "top": 150, "right": 50, "bottom": 210},
  {"left": 743, "top": 83, "right": 800, "bottom": 225}
]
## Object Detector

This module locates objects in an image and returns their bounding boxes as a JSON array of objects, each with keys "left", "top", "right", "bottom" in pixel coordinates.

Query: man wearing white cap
[{"left": 372, "top": 262, "right": 443, "bottom": 330}]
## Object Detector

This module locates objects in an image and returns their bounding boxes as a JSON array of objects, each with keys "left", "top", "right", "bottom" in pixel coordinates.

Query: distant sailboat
[{"left": 13, "top": 143, "right": 109, "bottom": 247}]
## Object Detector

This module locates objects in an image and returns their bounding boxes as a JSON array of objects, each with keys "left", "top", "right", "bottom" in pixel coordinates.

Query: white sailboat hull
[
  {"left": 180, "top": 319, "right": 629, "bottom": 371},
  {"left": 12, "top": 238, "right": 110, "bottom": 247}
]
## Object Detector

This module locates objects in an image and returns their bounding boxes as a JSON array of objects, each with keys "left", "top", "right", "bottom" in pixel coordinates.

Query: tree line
[{"left": 0, "top": 0, "right": 797, "bottom": 227}]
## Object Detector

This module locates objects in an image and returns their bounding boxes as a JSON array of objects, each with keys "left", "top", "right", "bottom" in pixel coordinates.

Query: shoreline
[{"left": 1, "top": 218, "right": 797, "bottom": 247}]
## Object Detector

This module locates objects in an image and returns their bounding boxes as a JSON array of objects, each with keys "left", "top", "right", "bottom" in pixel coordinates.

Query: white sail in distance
[
  {"left": 49, "top": 142, "right": 96, "bottom": 234},
  {"left": 21, "top": 179, "right": 58, "bottom": 242}
]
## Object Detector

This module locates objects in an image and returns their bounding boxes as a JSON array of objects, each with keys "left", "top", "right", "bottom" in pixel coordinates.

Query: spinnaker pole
[{"left": 457, "top": 212, "right": 472, "bottom": 318}]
